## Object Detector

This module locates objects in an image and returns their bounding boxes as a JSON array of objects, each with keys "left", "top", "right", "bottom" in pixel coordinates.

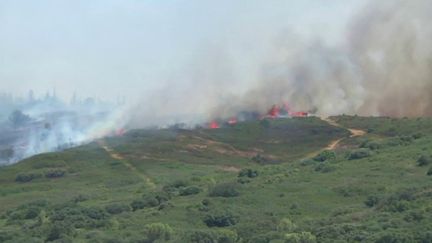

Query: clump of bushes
[
  {"left": 184, "top": 229, "right": 238, "bottom": 243},
  {"left": 313, "top": 150, "right": 336, "bottom": 162},
  {"left": 417, "top": 155, "right": 432, "bottom": 166},
  {"left": 105, "top": 203, "right": 131, "bottom": 215},
  {"left": 144, "top": 223, "right": 174, "bottom": 242},
  {"left": 209, "top": 183, "right": 240, "bottom": 198},
  {"left": 131, "top": 198, "right": 158, "bottom": 211},
  {"left": 314, "top": 163, "right": 336, "bottom": 173},
  {"left": 179, "top": 186, "right": 201, "bottom": 196},
  {"left": 49, "top": 205, "right": 110, "bottom": 230},
  {"left": 300, "top": 158, "right": 316, "bottom": 166},
  {"left": 6, "top": 203, "right": 44, "bottom": 221},
  {"left": 427, "top": 167, "right": 432, "bottom": 176},
  {"left": 251, "top": 154, "right": 278, "bottom": 164},
  {"left": 204, "top": 210, "right": 238, "bottom": 227},
  {"left": 285, "top": 232, "right": 317, "bottom": 243},
  {"left": 238, "top": 168, "right": 259, "bottom": 178},
  {"left": 162, "top": 179, "right": 189, "bottom": 195},
  {"left": 15, "top": 172, "right": 42, "bottom": 183},
  {"left": 131, "top": 192, "right": 170, "bottom": 211},
  {"left": 364, "top": 195, "right": 380, "bottom": 208},
  {"left": 44, "top": 169, "right": 66, "bottom": 178},
  {"left": 348, "top": 149, "right": 371, "bottom": 160},
  {"left": 360, "top": 140, "right": 381, "bottom": 150}
]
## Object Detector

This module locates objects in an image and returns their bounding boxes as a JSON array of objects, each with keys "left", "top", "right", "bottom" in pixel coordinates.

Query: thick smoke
[
  {"left": 128, "top": 0, "right": 432, "bottom": 127},
  {"left": 0, "top": 96, "right": 127, "bottom": 165},
  {"left": 219, "top": 0, "right": 432, "bottom": 118}
]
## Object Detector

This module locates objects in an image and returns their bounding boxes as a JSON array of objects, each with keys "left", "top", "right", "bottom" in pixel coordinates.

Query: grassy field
[{"left": 1, "top": 116, "right": 432, "bottom": 242}]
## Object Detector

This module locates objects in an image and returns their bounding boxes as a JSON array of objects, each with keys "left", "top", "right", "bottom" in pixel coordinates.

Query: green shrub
[
  {"left": 300, "top": 159, "right": 316, "bottom": 166},
  {"left": 417, "top": 155, "right": 432, "bottom": 166},
  {"left": 184, "top": 229, "right": 238, "bottom": 243},
  {"left": 144, "top": 223, "right": 174, "bottom": 242},
  {"left": 314, "top": 163, "right": 336, "bottom": 173},
  {"left": 284, "top": 232, "right": 316, "bottom": 243},
  {"left": 360, "top": 141, "right": 381, "bottom": 150},
  {"left": 277, "top": 218, "right": 296, "bottom": 233},
  {"left": 251, "top": 154, "right": 278, "bottom": 164},
  {"left": 209, "top": 183, "right": 240, "bottom": 197},
  {"left": 130, "top": 198, "right": 158, "bottom": 211},
  {"left": 179, "top": 186, "right": 201, "bottom": 196},
  {"left": 412, "top": 133, "right": 423, "bottom": 139},
  {"left": 237, "top": 178, "right": 251, "bottom": 184},
  {"left": 203, "top": 210, "right": 238, "bottom": 227},
  {"left": 238, "top": 168, "right": 259, "bottom": 178},
  {"left": 348, "top": 149, "right": 371, "bottom": 160},
  {"left": 313, "top": 150, "right": 336, "bottom": 162},
  {"left": 105, "top": 203, "right": 130, "bottom": 215},
  {"left": 427, "top": 167, "right": 432, "bottom": 176},
  {"left": 15, "top": 172, "right": 42, "bottom": 183},
  {"left": 163, "top": 180, "right": 189, "bottom": 195},
  {"left": 375, "top": 232, "right": 414, "bottom": 243},
  {"left": 44, "top": 169, "right": 66, "bottom": 178},
  {"left": 364, "top": 195, "right": 380, "bottom": 208}
]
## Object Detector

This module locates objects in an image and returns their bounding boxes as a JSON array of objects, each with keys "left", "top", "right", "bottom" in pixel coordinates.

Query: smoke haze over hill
[{"left": 1, "top": 0, "right": 432, "bottom": 133}]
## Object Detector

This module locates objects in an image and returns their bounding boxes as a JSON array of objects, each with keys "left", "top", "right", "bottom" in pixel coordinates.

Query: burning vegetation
[{"left": 207, "top": 103, "right": 308, "bottom": 129}]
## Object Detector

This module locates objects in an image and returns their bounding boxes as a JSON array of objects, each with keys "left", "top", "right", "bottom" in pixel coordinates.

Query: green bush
[
  {"left": 204, "top": 210, "right": 238, "bottom": 227},
  {"left": 277, "top": 218, "right": 296, "bottom": 233},
  {"left": 15, "top": 172, "right": 42, "bottom": 183},
  {"left": 105, "top": 203, "right": 130, "bottom": 215},
  {"left": 300, "top": 159, "right": 317, "bottom": 166},
  {"left": 284, "top": 232, "right": 316, "bottom": 243},
  {"left": 238, "top": 168, "right": 259, "bottom": 178},
  {"left": 44, "top": 169, "right": 66, "bottom": 179},
  {"left": 130, "top": 198, "right": 158, "bottom": 211},
  {"left": 364, "top": 195, "right": 380, "bottom": 208},
  {"left": 360, "top": 141, "right": 381, "bottom": 150},
  {"left": 49, "top": 205, "right": 110, "bottom": 229},
  {"left": 313, "top": 150, "right": 336, "bottom": 162},
  {"left": 179, "top": 186, "right": 201, "bottom": 196},
  {"left": 144, "top": 223, "right": 174, "bottom": 242},
  {"left": 427, "top": 167, "right": 432, "bottom": 176},
  {"left": 348, "top": 149, "right": 371, "bottom": 160},
  {"left": 184, "top": 229, "right": 238, "bottom": 243},
  {"left": 417, "top": 155, "right": 432, "bottom": 166},
  {"left": 375, "top": 232, "right": 414, "bottom": 243},
  {"left": 209, "top": 183, "right": 240, "bottom": 197},
  {"left": 314, "top": 163, "right": 336, "bottom": 173}
]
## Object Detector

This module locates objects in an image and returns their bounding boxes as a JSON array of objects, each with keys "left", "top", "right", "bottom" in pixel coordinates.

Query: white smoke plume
[{"left": 129, "top": 0, "right": 432, "bottom": 126}]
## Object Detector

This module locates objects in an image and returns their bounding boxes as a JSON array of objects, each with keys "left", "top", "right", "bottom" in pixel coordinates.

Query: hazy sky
[{"left": 0, "top": 0, "right": 365, "bottom": 102}]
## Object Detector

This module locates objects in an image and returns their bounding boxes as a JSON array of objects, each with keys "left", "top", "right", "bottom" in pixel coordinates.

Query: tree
[{"left": 9, "top": 110, "right": 31, "bottom": 128}]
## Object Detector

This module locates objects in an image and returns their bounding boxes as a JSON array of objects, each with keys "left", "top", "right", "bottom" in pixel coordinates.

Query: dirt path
[
  {"left": 97, "top": 140, "right": 156, "bottom": 190},
  {"left": 306, "top": 117, "right": 366, "bottom": 158}
]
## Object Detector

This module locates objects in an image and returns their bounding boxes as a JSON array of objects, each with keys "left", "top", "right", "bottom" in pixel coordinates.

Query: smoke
[
  {"left": 2, "top": 1, "right": 432, "bottom": 164},
  {"left": 0, "top": 98, "right": 127, "bottom": 165},
  {"left": 128, "top": 0, "right": 432, "bottom": 126},
  {"left": 216, "top": 0, "right": 432, "bottom": 118}
]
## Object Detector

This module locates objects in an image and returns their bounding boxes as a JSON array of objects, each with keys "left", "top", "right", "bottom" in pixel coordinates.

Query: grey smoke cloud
[
  {"left": 2, "top": 0, "right": 431, "bottom": 133},
  {"left": 129, "top": 0, "right": 432, "bottom": 128}
]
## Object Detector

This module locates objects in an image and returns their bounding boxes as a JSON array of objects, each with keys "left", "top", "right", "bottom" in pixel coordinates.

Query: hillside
[{"left": 1, "top": 116, "right": 432, "bottom": 242}]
